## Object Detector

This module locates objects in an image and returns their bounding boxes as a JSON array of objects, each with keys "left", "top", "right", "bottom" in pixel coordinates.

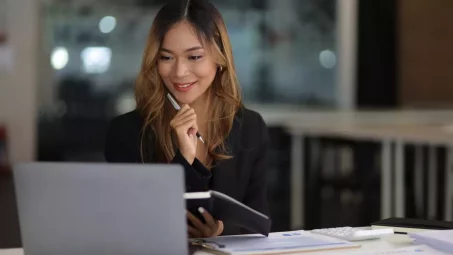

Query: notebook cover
[
  {"left": 372, "top": 218, "right": 453, "bottom": 230},
  {"left": 185, "top": 191, "right": 271, "bottom": 236}
]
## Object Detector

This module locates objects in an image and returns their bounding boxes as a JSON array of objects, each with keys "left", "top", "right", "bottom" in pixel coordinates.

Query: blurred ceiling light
[
  {"left": 81, "top": 47, "right": 112, "bottom": 74},
  {"left": 99, "top": 16, "right": 116, "bottom": 34},
  {"left": 51, "top": 47, "right": 69, "bottom": 70},
  {"left": 319, "top": 50, "right": 336, "bottom": 69}
]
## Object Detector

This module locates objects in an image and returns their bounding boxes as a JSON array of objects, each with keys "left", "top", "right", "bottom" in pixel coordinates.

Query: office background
[{"left": 1, "top": 0, "right": 453, "bottom": 248}]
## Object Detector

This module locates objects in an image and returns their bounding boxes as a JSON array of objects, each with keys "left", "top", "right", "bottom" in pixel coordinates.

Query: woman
[{"left": 104, "top": 0, "right": 270, "bottom": 238}]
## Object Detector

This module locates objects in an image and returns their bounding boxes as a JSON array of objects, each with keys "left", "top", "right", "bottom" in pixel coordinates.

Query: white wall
[{"left": 0, "top": 0, "right": 40, "bottom": 162}]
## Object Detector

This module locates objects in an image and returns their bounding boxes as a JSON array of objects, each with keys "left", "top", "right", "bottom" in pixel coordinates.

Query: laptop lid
[{"left": 13, "top": 162, "right": 187, "bottom": 255}]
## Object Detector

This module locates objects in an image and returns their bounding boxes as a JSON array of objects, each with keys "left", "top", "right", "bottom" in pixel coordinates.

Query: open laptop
[{"left": 13, "top": 162, "right": 188, "bottom": 255}]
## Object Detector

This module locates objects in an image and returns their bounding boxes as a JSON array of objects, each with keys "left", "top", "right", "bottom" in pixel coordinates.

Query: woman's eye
[
  {"left": 159, "top": 55, "right": 172, "bottom": 61},
  {"left": 189, "top": 55, "right": 203, "bottom": 60}
]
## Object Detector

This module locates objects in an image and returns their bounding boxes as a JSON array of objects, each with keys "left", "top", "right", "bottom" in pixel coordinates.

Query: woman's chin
[{"left": 173, "top": 93, "right": 198, "bottom": 105}]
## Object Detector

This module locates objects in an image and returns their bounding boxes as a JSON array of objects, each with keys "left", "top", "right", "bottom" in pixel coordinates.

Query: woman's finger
[
  {"left": 175, "top": 118, "right": 198, "bottom": 137},
  {"left": 188, "top": 225, "right": 202, "bottom": 238},
  {"left": 176, "top": 107, "right": 195, "bottom": 119},
  {"left": 170, "top": 109, "right": 194, "bottom": 127},
  {"left": 187, "top": 211, "right": 208, "bottom": 236},
  {"left": 174, "top": 104, "right": 192, "bottom": 117},
  {"left": 171, "top": 112, "right": 196, "bottom": 128},
  {"left": 198, "top": 207, "right": 217, "bottom": 231},
  {"left": 214, "top": 220, "right": 224, "bottom": 236}
]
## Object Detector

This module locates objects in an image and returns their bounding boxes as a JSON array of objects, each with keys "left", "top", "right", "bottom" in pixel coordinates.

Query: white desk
[{"left": 0, "top": 234, "right": 417, "bottom": 255}]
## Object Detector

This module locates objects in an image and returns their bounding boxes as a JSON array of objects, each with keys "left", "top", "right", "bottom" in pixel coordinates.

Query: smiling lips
[{"left": 173, "top": 81, "right": 197, "bottom": 92}]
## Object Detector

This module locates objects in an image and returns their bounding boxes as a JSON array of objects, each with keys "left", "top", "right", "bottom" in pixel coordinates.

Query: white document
[
  {"left": 409, "top": 230, "right": 453, "bottom": 254},
  {"left": 190, "top": 230, "right": 360, "bottom": 255},
  {"left": 353, "top": 245, "right": 449, "bottom": 255}
]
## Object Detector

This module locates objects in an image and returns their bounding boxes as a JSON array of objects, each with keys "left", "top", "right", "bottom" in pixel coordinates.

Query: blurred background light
[
  {"left": 51, "top": 47, "right": 69, "bottom": 70},
  {"left": 99, "top": 16, "right": 116, "bottom": 34},
  {"left": 81, "top": 47, "right": 112, "bottom": 74},
  {"left": 319, "top": 50, "right": 336, "bottom": 69}
]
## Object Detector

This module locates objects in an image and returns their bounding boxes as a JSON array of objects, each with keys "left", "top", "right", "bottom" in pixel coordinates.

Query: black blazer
[{"left": 104, "top": 107, "right": 270, "bottom": 235}]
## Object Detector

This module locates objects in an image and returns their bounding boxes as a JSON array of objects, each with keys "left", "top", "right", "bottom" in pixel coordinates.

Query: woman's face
[{"left": 157, "top": 21, "right": 217, "bottom": 105}]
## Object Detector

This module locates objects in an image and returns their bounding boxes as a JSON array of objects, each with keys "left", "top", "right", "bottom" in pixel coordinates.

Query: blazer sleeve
[
  {"left": 239, "top": 114, "right": 271, "bottom": 233},
  {"left": 171, "top": 150, "right": 212, "bottom": 191},
  {"left": 104, "top": 115, "right": 211, "bottom": 192}
]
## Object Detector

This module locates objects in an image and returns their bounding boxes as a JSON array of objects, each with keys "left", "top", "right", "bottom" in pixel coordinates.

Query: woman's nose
[{"left": 174, "top": 59, "right": 190, "bottom": 77}]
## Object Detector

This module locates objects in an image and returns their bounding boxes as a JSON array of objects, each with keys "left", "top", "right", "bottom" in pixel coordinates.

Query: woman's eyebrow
[{"left": 159, "top": 46, "right": 204, "bottom": 53}]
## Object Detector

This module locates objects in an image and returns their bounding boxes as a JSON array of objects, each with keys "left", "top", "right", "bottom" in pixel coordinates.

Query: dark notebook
[
  {"left": 185, "top": 190, "right": 271, "bottom": 236},
  {"left": 372, "top": 218, "right": 453, "bottom": 233}
]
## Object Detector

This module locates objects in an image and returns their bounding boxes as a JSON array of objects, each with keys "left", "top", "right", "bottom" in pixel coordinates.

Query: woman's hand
[
  {"left": 187, "top": 208, "right": 224, "bottom": 238},
  {"left": 169, "top": 104, "right": 198, "bottom": 164}
]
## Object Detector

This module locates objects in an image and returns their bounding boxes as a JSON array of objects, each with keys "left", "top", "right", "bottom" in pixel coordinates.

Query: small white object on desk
[{"left": 311, "top": 226, "right": 394, "bottom": 241}]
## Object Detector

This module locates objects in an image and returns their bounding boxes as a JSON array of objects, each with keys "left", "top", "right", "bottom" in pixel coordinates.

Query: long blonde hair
[{"left": 135, "top": 0, "right": 242, "bottom": 167}]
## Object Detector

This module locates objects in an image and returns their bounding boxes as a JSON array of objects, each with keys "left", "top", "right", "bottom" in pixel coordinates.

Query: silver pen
[{"left": 166, "top": 93, "right": 205, "bottom": 144}]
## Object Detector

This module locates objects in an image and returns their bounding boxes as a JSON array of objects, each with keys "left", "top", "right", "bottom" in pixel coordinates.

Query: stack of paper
[
  {"left": 409, "top": 230, "right": 453, "bottom": 253},
  {"left": 190, "top": 230, "right": 360, "bottom": 254}
]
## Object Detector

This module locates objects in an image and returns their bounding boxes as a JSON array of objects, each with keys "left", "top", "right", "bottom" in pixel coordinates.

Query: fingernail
[{"left": 198, "top": 207, "right": 204, "bottom": 214}]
